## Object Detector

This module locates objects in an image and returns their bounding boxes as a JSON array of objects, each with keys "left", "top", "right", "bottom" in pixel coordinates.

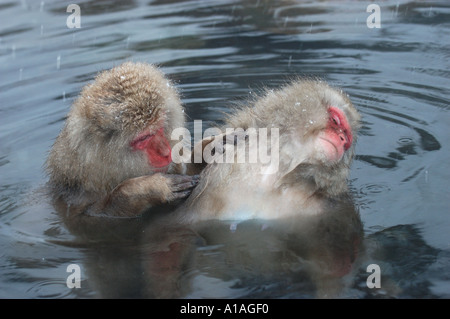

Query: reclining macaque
[
  {"left": 177, "top": 79, "right": 364, "bottom": 281},
  {"left": 182, "top": 79, "right": 361, "bottom": 222},
  {"left": 46, "top": 62, "right": 198, "bottom": 218}
]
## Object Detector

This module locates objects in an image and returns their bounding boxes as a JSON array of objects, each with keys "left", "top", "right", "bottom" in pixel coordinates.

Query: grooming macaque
[{"left": 46, "top": 62, "right": 198, "bottom": 217}]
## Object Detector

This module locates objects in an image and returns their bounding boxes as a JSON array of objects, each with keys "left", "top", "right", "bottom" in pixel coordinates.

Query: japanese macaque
[
  {"left": 46, "top": 62, "right": 198, "bottom": 218},
  {"left": 178, "top": 79, "right": 363, "bottom": 281},
  {"left": 182, "top": 79, "right": 361, "bottom": 221}
]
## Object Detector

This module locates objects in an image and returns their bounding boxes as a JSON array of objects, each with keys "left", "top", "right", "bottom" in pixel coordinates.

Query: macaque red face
[
  {"left": 131, "top": 127, "right": 172, "bottom": 168},
  {"left": 317, "top": 106, "right": 353, "bottom": 162}
]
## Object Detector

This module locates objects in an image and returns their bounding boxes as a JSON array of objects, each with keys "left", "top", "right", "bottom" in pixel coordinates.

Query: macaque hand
[
  {"left": 125, "top": 173, "right": 199, "bottom": 203},
  {"left": 165, "top": 174, "right": 200, "bottom": 200},
  {"left": 89, "top": 174, "right": 199, "bottom": 218},
  {"left": 187, "top": 130, "right": 249, "bottom": 175},
  {"left": 210, "top": 129, "right": 249, "bottom": 156}
]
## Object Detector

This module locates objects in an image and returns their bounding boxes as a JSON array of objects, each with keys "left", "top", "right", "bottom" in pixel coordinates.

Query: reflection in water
[
  {"left": 357, "top": 225, "right": 441, "bottom": 298},
  {"left": 55, "top": 194, "right": 365, "bottom": 298},
  {"left": 55, "top": 196, "right": 443, "bottom": 299}
]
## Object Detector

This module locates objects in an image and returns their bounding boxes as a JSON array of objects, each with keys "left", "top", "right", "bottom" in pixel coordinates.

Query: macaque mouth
[
  {"left": 319, "top": 136, "right": 340, "bottom": 153},
  {"left": 130, "top": 127, "right": 172, "bottom": 168},
  {"left": 327, "top": 106, "right": 352, "bottom": 150}
]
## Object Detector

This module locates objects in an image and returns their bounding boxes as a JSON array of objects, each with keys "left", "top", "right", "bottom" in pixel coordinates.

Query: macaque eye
[
  {"left": 130, "top": 132, "right": 156, "bottom": 149},
  {"left": 133, "top": 133, "right": 154, "bottom": 144},
  {"left": 130, "top": 127, "right": 166, "bottom": 151},
  {"left": 331, "top": 114, "right": 341, "bottom": 126}
]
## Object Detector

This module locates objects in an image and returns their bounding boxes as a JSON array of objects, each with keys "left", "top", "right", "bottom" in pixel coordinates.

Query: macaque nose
[
  {"left": 337, "top": 130, "right": 350, "bottom": 151},
  {"left": 154, "top": 134, "right": 171, "bottom": 157}
]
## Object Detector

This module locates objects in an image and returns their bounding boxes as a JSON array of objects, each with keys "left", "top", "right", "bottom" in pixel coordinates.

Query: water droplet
[
  {"left": 11, "top": 44, "right": 16, "bottom": 59},
  {"left": 359, "top": 183, "right": 391, "bottom": 196},
  {"left": 40, "top": 1, "right": 45, "bottom": 12},
  {"left": 19, "top": 68, "right": 23, "bottom": 80},
  {"left": 40, "top": 25, "right": 44, "bottom": 36},
  {"left": 309, "top": 120, "right": 314, "bottom": 124},
  {"left": 120, "top": 75, "right": 125, "bottom": 80},
  {"left": 56, "top": 54, "right": 61, "bottom": 70},
  {"left": 295, "top": 102, "right": 301, "bottom": 106},
  {"left": 62, "top": 91, "right": 66, "bottom": 102},
  {"left": 288, "top": 55, "right": 292, "bottom": 67}
]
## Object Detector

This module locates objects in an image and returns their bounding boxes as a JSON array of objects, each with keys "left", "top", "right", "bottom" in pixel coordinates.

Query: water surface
[{"left": 0, "top": 0, "right": 449, "bottom": 298}]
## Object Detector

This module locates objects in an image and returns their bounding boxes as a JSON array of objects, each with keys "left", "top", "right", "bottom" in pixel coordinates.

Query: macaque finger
[
  {"left": 223, "top": 129, "right": 249, "bottom": 146},
  {"left": 168, "top": 174, "right": 199, "bottom": 186},
  {"left": 169, "top": 175, "right": 200, "bottom": 192},
  {"left": 172, "top": 190, "right": 193, "bottom": 199}
]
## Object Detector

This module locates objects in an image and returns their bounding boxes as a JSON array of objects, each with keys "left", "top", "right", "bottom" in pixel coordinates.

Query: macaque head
[
  {"left": 282, "top": 80, "right": 360, "bottom": 195},
  {"left": 47, "top": 62, "right": 184, "bottom": 194},
  {"left": 246, "top": 80, "right": 360, "bottom": 169},
  {"left": 223, "top": 80, "right": 360, "bottom": 197}
]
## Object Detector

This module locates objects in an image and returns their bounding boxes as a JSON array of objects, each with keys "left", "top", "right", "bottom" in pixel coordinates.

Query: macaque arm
[{"left": 86, "top": 174, "right": 199, "bottom": 218}]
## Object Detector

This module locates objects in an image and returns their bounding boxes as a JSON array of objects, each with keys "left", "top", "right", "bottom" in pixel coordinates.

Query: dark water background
[{"left": 0, "top": 0, "right": 449, "bottom": 298}]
